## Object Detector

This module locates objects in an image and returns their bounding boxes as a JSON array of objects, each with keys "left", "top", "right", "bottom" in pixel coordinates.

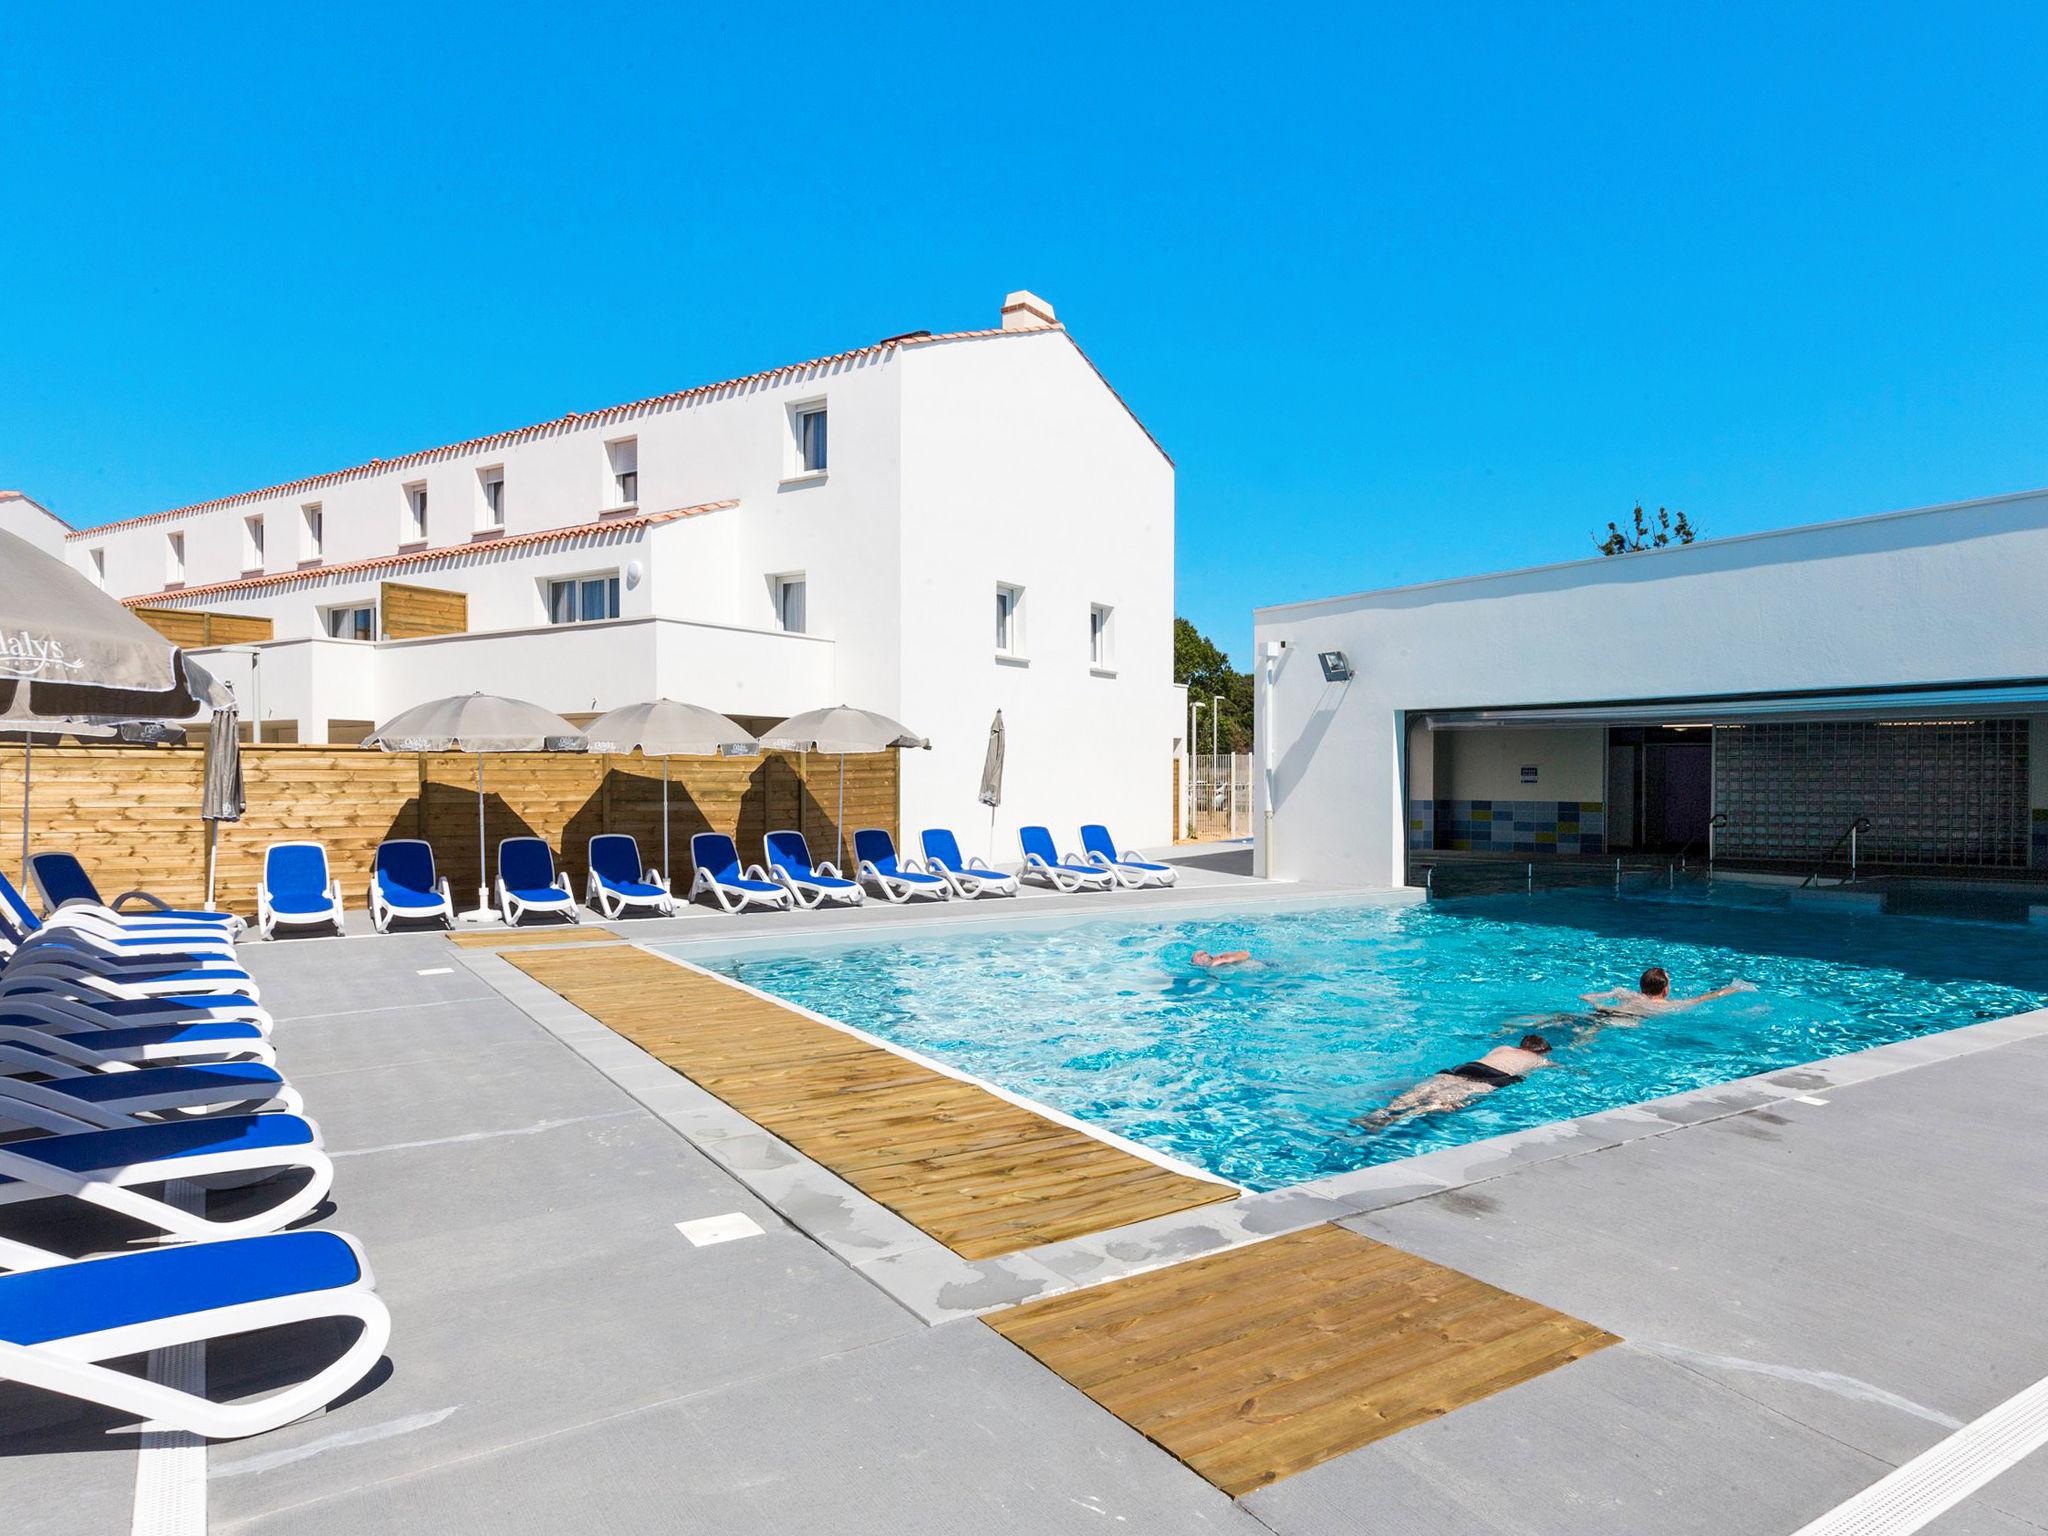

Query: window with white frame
[
  {"left": 546, "top": 572, "right": 621, "bottom": 626},
  {"left": 606, "top": 438, "right": 638, "bottom": 507},
  {"left": 302, "top": 503, "right": 323, "bottom": 561},
  {"left": 775, "top": 574, "right": 808, "bottom": 634},
  {"left": 242, "top": 513, "right": 265, "bottom": 571},
  {"left": 1089, "top": 603, "right": 1114, "bottom": 668},
  {"left": 166, "top": 531, "right": 186, "bottom": 585},
  {"left": 995, "top": 583, "right": 1024, "bottom": 656},
  {"left": 402, "top": 481, "right": 428, "bottom": 543},
  {"left": 792, "top": 403, "right": 827, "bottom": 475},
  {"left": 479, "top": 467, "right": 505, "bottom": 529},
  {"left": 88, "top": 548, "right": 105, "bottom": 587},
  {"left": 324, "top": 604, "right": 375, "bottom": 641}
]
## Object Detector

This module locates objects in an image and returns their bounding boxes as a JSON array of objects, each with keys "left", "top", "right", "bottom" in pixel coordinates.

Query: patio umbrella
[
  {"left": 581, "top": 700, "right": 759, "bottom": 882},
  {"left": 361, "top": 693, "right": 587, "bottom": 921},
  {"left": 0, "top": 528, "right": 209, "bottom": 720},
  {"left": 760, "top": 705, "right": 929, "bottom": 868},
  {"left": 201, "top": 695, "right": 245, "bottom": 910},
  {"left": 977, "top": 709, "right": 1005, "bottom": 859}
]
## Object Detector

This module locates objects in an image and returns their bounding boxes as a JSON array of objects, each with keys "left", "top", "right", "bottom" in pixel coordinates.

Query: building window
[
  {"left": 324, "top": 604, "right": 375, "bottom": 641},
  {"left": 88, "top": 548, "right": 105, "bottom": 587},
  {"left": 302, "top": 503, "right": 323, "bottom": 560},
  {"left": 1090, "top": 603, "right": 1114, "bottom": 668},
  {"left": 243, "top": 513, "right": 265, "bottom": 571},
  {"left": 166, "top": 531, "right": 186, "bottom": 585},
  {"left": 775, "top": 575, "right": 808, "bottom": 634},
  {"left": 606, "top": 438, "right": 638, "bottom": 507},
  {"left": 403, "top": 482, "right": 428, "bottom": 543},
  {"left": 547, "top": 573, "right": 621, "bottom": 625},
  {"left": 995, "top": 583, "right": 1023, "bottom": 656},
  {"left": 793, "top": 405, "right": 828, "bottom": 475},
  {"left": 479, "top": 467, "right": 505, "bottom": 529}
]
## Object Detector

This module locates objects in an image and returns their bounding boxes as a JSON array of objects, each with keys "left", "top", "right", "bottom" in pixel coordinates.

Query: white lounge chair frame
[
  {"left": 494, "top": 840, "right": 581, "bottom": 927},
  {"left": 0, "top": 1234, "right": 390, "bottom": 1438},
  {"left": 0, "top": 1020, "right": 275, "bottom": 1069},
  {"left": 368, "top": 840, "right": 455, "bottom": 933},
  {"left": 1084, "top": 847, "right": 1180, "bottom": 890},
  {"left": 1022, "top": 853, "right": 1116, "bottom": 893},
  {"left": 257, "top": 842, "right": 346, "bottom": 941},
  {"left": 764, "top": 831, "right": 864, "bottom": 911},
  {"left": 853, "top": 836, "right": 950, "bottom": 905},
  {"left": 584, "top": 838, "right": 675, "bottom": 919},
  {"left": 686, "top": 838, "right": 793, "bottom": 915},
  {"left": 0, "top": 1053, "right": 299, "bottom": 1134}
]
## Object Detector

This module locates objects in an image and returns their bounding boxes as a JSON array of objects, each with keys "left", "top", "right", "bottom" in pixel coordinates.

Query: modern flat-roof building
[
  {"left": 1253, "top": 488, "right": 2048, "bottom": 890},
  {"left": 53, "top": 292, "right": 1182, "bottom": 848}
]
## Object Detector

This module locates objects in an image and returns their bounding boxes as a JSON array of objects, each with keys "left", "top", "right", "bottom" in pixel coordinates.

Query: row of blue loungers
[{"left": 0, "top": 858, "right": 389, "bottom": 1439}]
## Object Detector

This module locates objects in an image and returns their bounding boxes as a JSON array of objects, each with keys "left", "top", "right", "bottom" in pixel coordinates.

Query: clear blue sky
[{"left": 7, "top": 5, "right": 2048, "bottom": 667}]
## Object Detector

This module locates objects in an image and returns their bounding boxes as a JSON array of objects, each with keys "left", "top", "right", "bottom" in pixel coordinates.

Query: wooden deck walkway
[
  {"left": 449, "top": 927, "right": 617, "bottom": 949},
  {"left": 506, "top": 946, "right": 1237, "bottom": 1259},
  {"left": 986, "top": 1224, "right": 1618, "bottom": 1495}
]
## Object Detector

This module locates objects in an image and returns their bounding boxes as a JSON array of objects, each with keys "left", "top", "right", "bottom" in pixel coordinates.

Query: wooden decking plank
[
  {"left": 507, "top": 946, "right": 1235, "bottom": 1257},
  {"left": 985, "top": 1225, "right": 1617, "bottom": 1496}
]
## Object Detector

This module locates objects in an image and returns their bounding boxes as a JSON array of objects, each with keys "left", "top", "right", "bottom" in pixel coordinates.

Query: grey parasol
[
  {"left": 581, "top": 700, "right": 758, "bottom": 882},
  {"left": 0, "top": 528, "right": 210, "bottom": 719},
  {"left": 976, "top": 709, "right": 1005, "bottom": 857},
  {"left": 760, "top": 706, "right": 929, "bottom": 868},
  {"left": 361, "top": 693, "right": 587, "bottom": 920},
  {"left": 200, "top": 696, "right": 245, "bottom": 909}
]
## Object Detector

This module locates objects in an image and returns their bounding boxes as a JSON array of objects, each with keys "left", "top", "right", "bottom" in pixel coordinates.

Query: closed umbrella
[
  {"left": 201, "top": 696, "right": 245, "bottom": 910},
  {"left": 761, "top": 705, "right": 929, "bottom": 868},
  {"left": 977, "top": 709, "right": 1005, "bottom": 859},
  {"left": 581, "top": 700, "right": 758, "bottom": 882},
  {"left": 361, "top": 693, "right": 587, "bottom": 921}
]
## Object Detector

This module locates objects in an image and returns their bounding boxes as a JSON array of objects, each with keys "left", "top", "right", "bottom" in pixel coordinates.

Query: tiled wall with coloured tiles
[{"left": 1412, "top": 799, "right": 1605, "bottom": 855}]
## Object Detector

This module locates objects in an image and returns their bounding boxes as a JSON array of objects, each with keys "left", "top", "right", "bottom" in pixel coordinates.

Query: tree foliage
[
  {"left": 1598, "top": 504, "right": 1698, "bottom": 555},
  {"left": 1174, "top": 617, "right": 1253, "bottom": 752}
]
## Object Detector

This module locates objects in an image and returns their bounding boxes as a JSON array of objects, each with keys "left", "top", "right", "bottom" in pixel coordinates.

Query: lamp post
[
  {"left": 1210, "top": 693, "right": 1223, "bottom": 831},
  {"left": 1188, "top": 700, "right": 1205, "bottom": 839}
]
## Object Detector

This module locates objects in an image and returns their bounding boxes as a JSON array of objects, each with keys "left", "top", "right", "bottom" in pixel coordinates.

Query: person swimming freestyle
[
  {"left": 1356, "top": 1034, "right": 1555, "bottom": 1129},
  {"left": 1581, "top": 966, "right": 1756, "bottom": 1021}
]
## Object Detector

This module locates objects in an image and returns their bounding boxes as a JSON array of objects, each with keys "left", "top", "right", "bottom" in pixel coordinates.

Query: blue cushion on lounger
[
  {"left": 375, "top": 841, "right": 444, "bottom": 909},
  {"left": 55, "top": 1020, "right": 266, "bottom": 1052},
  {"left": 2, "top": 1112, "right": 314, "bottom": 1176},
  {"left": 29, "top": 853, "right": 236, "bottom": 926},
  {"left": 263, "top": 844, "right": 332, "bottom": 907},
  {"left": 0, "top": 1230, "right": 361, "bottom": 1346},
  {"left": 48, "top": 1062, "right": 285, "bottom": 1104}
]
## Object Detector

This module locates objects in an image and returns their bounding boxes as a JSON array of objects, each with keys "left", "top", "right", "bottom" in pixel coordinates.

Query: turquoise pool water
[{"left": 687, "top": 891, "right": 2048, "bottom": 1190}]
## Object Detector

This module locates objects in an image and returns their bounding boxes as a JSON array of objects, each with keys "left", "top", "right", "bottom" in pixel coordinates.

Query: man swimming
[
  {"left": 1581, "top": 966, "right": 1755, "bottom": 1020},
  {"left": 1356, "top": 1035, "right": 1554, "bottom": 1128},
  {"left": 1191, "top": 950, "right": 1259, "bottom": 970}
]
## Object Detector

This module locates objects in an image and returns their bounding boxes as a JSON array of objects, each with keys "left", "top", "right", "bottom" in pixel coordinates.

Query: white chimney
[{"left": 1000, "top": 290, "right": 1057, "bottom": 331}]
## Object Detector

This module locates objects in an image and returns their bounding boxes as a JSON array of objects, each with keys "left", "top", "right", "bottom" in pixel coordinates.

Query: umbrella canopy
[
  {"left": 760, "top": 705, "right": 928, "bottom": 755},
  {"left": 977, "top": 710, "right": 1005, "bottom": 808},
  {"left": 581, "top": 700, "right": 758, "bottom": 757},
  {"left": 0, "top": 528, "right": 210, "bottom": 719},
  {"left": 362, "top": 693, "right": 587, "bottom": 753}
]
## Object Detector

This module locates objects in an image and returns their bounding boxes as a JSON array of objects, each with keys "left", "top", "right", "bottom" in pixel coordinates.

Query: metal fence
[{"left": 1187, "top": 752, "right": 1252, "bottom": 840}]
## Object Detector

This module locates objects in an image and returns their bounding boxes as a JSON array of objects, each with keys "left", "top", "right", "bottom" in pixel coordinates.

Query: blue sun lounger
[
  {"left": 0, "top": 1054, "right": 299, "bottom": 1134},
  {"left": 257, "top": 842, "right": 346, "bottom": 940},
  {"left": 495, "top": 838, "right": 580, "bottom": 926},
  {"left": 1080, "top": 824, "right": 1179, "bottom": 888},
  {"left": 369, "top": 840, "right": 454, "bottom": 932},
  {"left": 27, "top": 850, "right": 246, "bottom": 935},
  {"left": 853, "top": 829, "right": 949, "bottom": 904},
  {"left": 687, "top": 834, "right": 791, "bottom": 914},
  {"left": 1019, "top": 826, "right": 1116, "bottom": 892},
  {"left": 918, "top": 829, "right": 1019, "bottom": 899},
  {"left": 585, "top": 834, "right": 675, "bottom": 918},
  {"left": 765, "top": 830, "right": 863, "bottom": 909},
  {"left": 0, "top": 1230, "right": 390, "bottom": 1437}
]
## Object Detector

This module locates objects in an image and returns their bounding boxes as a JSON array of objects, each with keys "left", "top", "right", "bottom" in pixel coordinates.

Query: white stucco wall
[
  {"left": 1256, "top": 487, "right": 2048, "bottom": 887},
  {"left": 0, "top": 493, "right": 69, "bottom": 556},
  {"left": 1433, "top": 727, "right": 1606, "bottom": 802}
]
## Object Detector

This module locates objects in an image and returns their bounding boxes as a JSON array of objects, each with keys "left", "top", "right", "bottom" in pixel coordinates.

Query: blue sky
[{"left": 6, "top": 5, "right": 2048, "bottom": 666}]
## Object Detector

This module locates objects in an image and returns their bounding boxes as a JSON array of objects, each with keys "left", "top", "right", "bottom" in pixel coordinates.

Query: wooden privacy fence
[{"left": 0, "top": 743, "right": 899, "bottom": 918}]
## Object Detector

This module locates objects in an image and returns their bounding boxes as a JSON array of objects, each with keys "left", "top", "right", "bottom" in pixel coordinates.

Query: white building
[
  {"left": 57, "top": 292, "right": 1183, "bottom": 849},
  {"left": 0, "top": 491, "right": 69, "bottom": 556},
  {"left": 1254, "top": 488, "right": 2048, "bottom": 888}
]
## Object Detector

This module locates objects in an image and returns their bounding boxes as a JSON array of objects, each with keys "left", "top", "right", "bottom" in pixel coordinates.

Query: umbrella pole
[
  {"left": 476, "top": 754, "right": 489, "bottom": 917},
  {"left": 205, "top": 819, "right": 218, "bottom": 910},
  {"left": 662, "top": 756, "right": 671, "bottom": 882},
  {"left": 19, "top": 737, "right": 28, "bottom": 882},
  {"left": 838, "top": 753, "right": 847, "bottom": 869}
]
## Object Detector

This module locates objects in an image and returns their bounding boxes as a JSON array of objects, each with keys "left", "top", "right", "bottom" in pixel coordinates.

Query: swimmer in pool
[
  {"left": 1191, "top": 950, "right": 1259, "bottom": 970},
  {"left": 1356, "top": 1035, "right": 1555, "bottom": 1128},
  {"left": 1581, "top": 966, "right": 1755, "bottom": 1021}
]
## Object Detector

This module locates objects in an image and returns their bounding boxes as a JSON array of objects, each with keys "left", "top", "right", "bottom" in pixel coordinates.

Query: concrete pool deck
[{"left": 4, "top": 850, "right": 2047, "bottom": 1533}]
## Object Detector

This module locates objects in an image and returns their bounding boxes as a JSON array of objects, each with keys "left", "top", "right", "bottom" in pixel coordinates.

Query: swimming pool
[{"left": 683, "top": 890, "right": 2048, "bottom": 1191}]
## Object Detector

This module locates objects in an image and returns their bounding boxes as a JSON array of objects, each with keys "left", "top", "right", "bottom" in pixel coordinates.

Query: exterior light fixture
[{"left": 1317, "top": 650, "right": 1354, "bottom": 682}]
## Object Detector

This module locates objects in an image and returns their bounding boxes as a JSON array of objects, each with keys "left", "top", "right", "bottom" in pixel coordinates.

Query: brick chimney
[{"left": 1000, "top": 290, "right": 1057, "bottom": 330}]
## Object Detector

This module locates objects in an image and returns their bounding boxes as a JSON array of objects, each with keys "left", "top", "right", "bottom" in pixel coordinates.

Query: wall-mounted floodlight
[{"left": 1317, "top": 650, "right": 1354, "bottom": 682}]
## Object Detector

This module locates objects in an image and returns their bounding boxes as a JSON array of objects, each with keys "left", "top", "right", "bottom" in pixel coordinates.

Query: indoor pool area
[{"left": 690, "top": 889, "right": 2048, "bottom": 1189}]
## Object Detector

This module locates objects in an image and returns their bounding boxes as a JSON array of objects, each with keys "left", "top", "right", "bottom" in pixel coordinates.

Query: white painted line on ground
[
  {"left": 331, "top": 1109, "right": 637, "bottom": 1158},
  {"left": 415, "top": 967, "right": 455, "bottom": 976},
  {"left": 1790, "top": 1371, "right": 2048, "bottom": 1535},
  {"left": 132, "top": 1183, "right": 206, "bottom": 1536},
  {"left": 677, "top": 1212, "right": 765, "bottom": 1247},
  {"left": 1796, "top": 1095, "right": 1831, "bottom": 1105},
  {"left": 212, "top": 1407, "right": 458, "bottom": 1480}
]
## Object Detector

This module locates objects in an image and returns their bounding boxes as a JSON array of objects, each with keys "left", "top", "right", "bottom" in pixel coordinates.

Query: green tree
[
  {"left": 1174, "top": 617, "right": 1254, "bottom": 752},
  {"left": 1598, "top": 503, "right": 1698, "bottom": 555}
]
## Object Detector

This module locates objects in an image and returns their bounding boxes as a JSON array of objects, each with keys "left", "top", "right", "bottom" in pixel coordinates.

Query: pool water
[{"left": 687, "top": 891, "right": 2048, "bottom": 1191}]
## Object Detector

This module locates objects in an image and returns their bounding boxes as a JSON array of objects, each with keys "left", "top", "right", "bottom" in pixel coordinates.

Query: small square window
[
  {"left": 324, "top": 604, "right": 375, "bottom": 641},
  {"left": 995, "top": 583, "right": 1024, "bottom": 656},
  {"left": 794, "top": 405, "right": 827, "bottom": 475},
  {"left": 243, "top": 513, "right": 265, "bottom": 571},
  {"left": 547, "top": 573, "right": 621, "bottom": 625},
  {"left": 302, "top": 503, "right": 323, "bottom": 560},
  {"left": 606, "top": 438, "right": 638, "bottom": 507},
  {"left": 775, "top": 575, "right": 808, "bottom": 634},
  {"left": 403, "top": 482, "right": 428, "bottom": 543},
  {"left": 1090, "top": 604, "right": 1114, "bottom": 668},
  {"left": 479, "top": 468, "right": 505, "bottom": 529}
]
